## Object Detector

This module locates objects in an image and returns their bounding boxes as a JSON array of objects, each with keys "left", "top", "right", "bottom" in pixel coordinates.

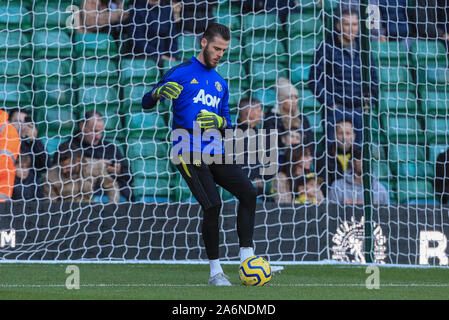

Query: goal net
[{"left": 0, "top": 0, "right": 448, "bottom": 266}]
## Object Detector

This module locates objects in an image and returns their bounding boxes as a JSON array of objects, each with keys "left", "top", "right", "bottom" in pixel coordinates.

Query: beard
[{"left": 203, "top": 44, "right": 217, "bottom": 69}]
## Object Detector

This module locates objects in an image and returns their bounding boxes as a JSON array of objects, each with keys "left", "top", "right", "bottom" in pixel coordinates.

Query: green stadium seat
[
  {"left": 249, "top": 61, "right": 288, "bottom": 88},
  {"left": 372, "top": 160, "right": 392, "bottom": 181},
  {"left": 418, "top": 88, "right": 449, "bottom": 115},
  {"left": 126, "top": 139, "right": 170, "bottom": 160},
  {"left": 299, "top": 88, "right": 321, "bottom": 113},
  {"left": 0, "top": 58, "right": 32, "bottom": 85},
  {"left": 33, "top": 30, "right": 72, "bottom": 58},
  {"left": 0, "top": 4, "right": 31, "bottom": 30},
  {"left": 287, "top": 12, "right": 322, "bottom": 36},
  {"left": 133, "top": 176, "right": 170, "bottom": 200},
  {"left": 73, "top": 33, "right": 118, "bottom": 57},
  {"left": 177, "top": 34, "right": 201, "bottom": 61},
  {"left": 34, "top": 106, "right": 75, "bottom": 137},
  {"left": 125, "top": 112, "right": 169, "bottom": 141},
  {"left": 242, "top": 13, "right": 285, "bottom": 38},
  {"left": 131, "top": 159, "right": 171, "bottom": 179},
  {"left": 213, "top": 6, "right": 241, "bottom": 32},
  {"left": 388, "top": 143, "right": 433, "bottom": 179},
  {"left": 378, "top": 67, "right": 414, "bottom": 91},
  {"left": 291, "top": 63, "right": 311, "bottom": 86},
  {"left": 243, "top": 36, "right": 288, "bottom": 63},
  {"left": 215, "top": 61, "right": 250, "bottom": 89},
  {"left": 409, "top": 40, "right": 447, "bottom": 69},
  {"left": 31, "top": 2, "right": 72, "bottom": 29},
  {"left": 75, "top": 58, "right": 119, "bottom": 85},
  {"left": 76, "top": 85, "right": 120, "bottom": 111},
  {"left": 371, "top": 41, "right": 408, "bottom": 66},
  {"left": 33, "top": 83, "right": 73, "bottom": 108},
  {"left": 0, "top": 30, "right": 31, "bottom": 58},
  {"left": 305, "top": 113, "right": 324, "bottom": 135},
  {"left": 378, "top": 90, "right": 417, "bottom": 114},
  {"left": 287, "top": 36, "right": 320, "bottom": 64},
  {"left": 0, "top": 82, "right": 32, "bottom": 109},
  {"left": 396, "top": 179, "right": 435, "bottom": 204},
  {"left": 40, "top": 136, "right": 69, "bottom": 156},
  {"left": 417, "top": 66, "right": 449, "bottom": 90},
  {"left": 223, "top": 35, "right": 245, "bottom": 62},
  {"left": 170, "top": 175, "right": 197, "bottom": 202},
  {"left": 380, "top": 114, "right": 424, "bottom": 143},
  {"left": 119, "top": 58, "right": 159, "bottom": 85},
  {"left": 252, "top": 88, "right": 277, "bottom": 108},
  {"left": 33, "top": 58, "right": 72, "bottom": 85},
  {"left": 425, "top": 116, "right": 449, "bottom": 144},
  {"left": 121, "top": 84, "right": 153, "bottom": 114}
]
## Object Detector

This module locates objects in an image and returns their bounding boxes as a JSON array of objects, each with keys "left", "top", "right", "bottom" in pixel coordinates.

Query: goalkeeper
[{"left": 142, "top": 23, "right": 258, "bottom": 286}]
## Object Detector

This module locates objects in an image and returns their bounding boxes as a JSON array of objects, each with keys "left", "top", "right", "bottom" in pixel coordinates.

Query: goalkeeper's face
[{"left": 201, "top": 36, "right": 229, "bottom": 69}]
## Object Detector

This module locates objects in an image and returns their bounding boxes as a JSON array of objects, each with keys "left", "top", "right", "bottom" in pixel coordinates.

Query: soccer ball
[{"left": 239, "top": 256, "right": 272, "bottom": 286}]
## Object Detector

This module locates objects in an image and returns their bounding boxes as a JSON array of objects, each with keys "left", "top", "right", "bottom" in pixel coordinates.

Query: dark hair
[
  {"left": 334, "top": 3, "right": 359, "bottom": 26},
  {"left": 202, "top": 23, "right": 230, "bottom": 42},
  {"left": 280, "top": 145, "right": 312, "bottom": 176},
  {"left": 8, "top": 108, "right": 30, "bottom": 121},
  {"left": 54, "top": 141, "right": 82, "bottom": 165}
]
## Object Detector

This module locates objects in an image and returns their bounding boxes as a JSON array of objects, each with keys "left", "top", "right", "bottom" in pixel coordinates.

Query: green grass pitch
[{"left": 1, "top": 263, "right": 449, "bottom": 300}]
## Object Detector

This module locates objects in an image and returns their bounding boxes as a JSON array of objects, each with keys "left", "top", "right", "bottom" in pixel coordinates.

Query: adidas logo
[{"left": 190, "top": 78, "right": 199, "bottom": 84}]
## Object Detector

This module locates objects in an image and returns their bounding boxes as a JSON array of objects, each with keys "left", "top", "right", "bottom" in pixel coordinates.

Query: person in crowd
[
  {"left": 316, "top": 118, "right": 357, "bottom": 193},
  {"left": 308, "top": 3, "right": 378, "bottom": 146},
  {"left": 263, "top": 77, "right": 313, "bottom": 165},
  {"left": 236, "top": 97, "right": 267, "bottom": 195},
  {"left": 78, "top": 0, "right": 129, "bottom": 36},
  {"left": 410, "top": 0, "right": 449, "bottom": 44},
  {"left": 9, "top": 109, "right": 52, "bottom": 177},
  {"left": 67, "top": 110, "right": 133, "bottom": 202},
  {"left": 377, "top": 0, "right": 411, "bottom": 41},
  {"left": 44, "top": 141, "right": 121, "bottom": 202},
  {"left": 126, "top": 0, "right": 179, "bottom": 64},
  {"left": 328, "top": 146, "right": 389, "bottom": 205},
  {"left": 294, "top": 172, "right": 325, "bottom": 204},
  {"left": 12, "top": 154, "right": 43, "bottom": 201},
  {"left": 435, "top": 147, "right": 449, "bottom": 204},
  {"left": 271, "top": 145, "right": 313, "bottom": 203},
  {"left": 172, "top": 0, "right": 216, "bottom": 35}
]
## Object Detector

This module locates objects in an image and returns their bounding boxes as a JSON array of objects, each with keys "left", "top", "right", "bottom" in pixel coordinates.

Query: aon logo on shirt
[{"left": 193, "top": 89, "right": 221, "bottom": 108}]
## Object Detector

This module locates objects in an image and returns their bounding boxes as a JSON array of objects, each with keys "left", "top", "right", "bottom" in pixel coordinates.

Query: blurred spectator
[
  {"left": 328, "top": 146, "right": 389, "bottom": 205},
  {"left": 410, "top": 0, "right": 449, "bottom": 43},
  {"left": 435, "top": 147, "right": 449, "bottom": 204},
  {"left": 309, "top": 4, "right": 378, "bottom": 146},
  {"left": 317, "top": 119, "right": 357, "bottom": 192},
  {"left": 173, "top": 0, "right": 216, "bottom": 35},
  {"left": 263, "top": 77, "right": 313, "bottom": 165},
  {"left": 377, "top": 0, "right": 411, "bottom": 40},
  {"left": 44, "top": 141, "right": 120, "bottom": 202},
  {"left": 271, "top": 145, "right": 313, "bottom": 203},
  {"left": 126, "top": 0, "right": 179, "bottom": 63},
  {"left": 68, "top": 111, "right": 133, "bottom": 202},
  {"left": 9, "top": 109, "right": 52, "bottom": 177},
  {"left": 0, "top": 109, "right": 20, "bottom": 202},
  {"left": 78, "top": 0, "right": 129, "bottom": 36},
  {"left": 12, "top": 154, "right": 43, "bottom": 201},
  {"left": 236, "top": 97, "right": 265, "bottom": 194},
  {"left": 240, "top": 0, "right": 299, "bottom": 23},
  {"left": 294, "top": 173, "right": 325, "bottom": 204}
]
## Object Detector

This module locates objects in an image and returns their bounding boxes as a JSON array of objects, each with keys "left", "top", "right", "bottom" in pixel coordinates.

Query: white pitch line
[{"left": 1, "top": 283, "right": 449, "bottom": 288}]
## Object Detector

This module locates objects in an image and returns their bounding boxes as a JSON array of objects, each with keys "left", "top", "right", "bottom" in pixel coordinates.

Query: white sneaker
[
  {"left": 208, "top": 272, "right": 232, "bottom": 286},
  {"left": 271, "top": 265, "right": 284, "bottom": 273}
]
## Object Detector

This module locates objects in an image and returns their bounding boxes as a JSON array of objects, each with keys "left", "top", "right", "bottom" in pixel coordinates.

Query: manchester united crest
[{"left": 215, "top": 81, "right": 222, "bottom": 92}]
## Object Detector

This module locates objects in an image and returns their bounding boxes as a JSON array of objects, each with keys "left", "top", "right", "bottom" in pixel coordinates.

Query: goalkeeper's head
[{"left": 198, "top": 23, "right": 230, "bottom": 69}]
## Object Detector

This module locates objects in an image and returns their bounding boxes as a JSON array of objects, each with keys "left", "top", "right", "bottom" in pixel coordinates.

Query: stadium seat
[
  {"left": 299, "top": 88, "right": 321, "bottom": 114},
  {"left": 223, "top": 35, "right": 245, "bottom": 62},
  {"left": 242, "top": 13, "right": 285, "bottom": 38},
  {"left": 31, "top": 2, "right": 72, "bottom": 29},
  {"left": 76, "top": 85, "right": 120, "bottom": 111},
  {"left": 213, "top": 5, "right": 241, "bottom": 32},
  {"left": 287, "top": 12, "right": 322, "bottom": 37},
  {"left": 126, "top": 139, "right": 169, "bottom": 160},
  {"left": 396, "top": 179, "right": 435, "bottom": 205},
  {"left": 40, "top": 136, "right": 69, "bottom": 156},
  {"left": 252, "top": 88, "right": 277, "bottom": 108},
  {"left": 0, "top": 4, "right": 31, "bottom": 30},
  {"left": 0, "top": 30, "right": 31, "bottom": 58},
  {"left": 0, "top": 82, "right": 32, "bottom": 109},
  {"left": 33, "top": 30, "right": 72, "bottom": 58},
  {"left": 425, "top": 116, "right": 449, "bottom": 144},
  {"left": 378, "top": 67, "right": 414, "bottom": 91},
  {"left": 417, "top": 66, "right": 449, "bottom": 90},
  {"left": 75, "top": 58, "right": 119, "bottom": 85},
  {"left": 119, "top": 57, "right": 159, "bottom": 85},
  {"left": 131, "top": 159, "right": 171, "bottom": 179},
  {"left": 388, "top": 144, "right": 432, "bottom": 180},
  {"left": 177, "top": 34, "right": 201, "bottom": 61},
  {"left": 418, "top": 89, "right": 449, "bottom": 115},
  {"left": 125, "top": 112, "right": 169, "bottom": 141},
  {"left": 243, "top": 36, "right": 288, "bottom": 63},
  {"left": 409, "top": 40, "right": 447, "bottom": 68},
  {"left": 73, "top": 33, "right": 118, "bottom": 57},
  {"left": 34, "top": 106, "right": 75, "bottom": 138},
  {"left": 215, "top": 61, "right": 250, "bottom": 89},
  {"left": 286, "top": 36, "right": 320, "bottom": 64},
  {"left": 0, "top": 58, "right": 32, "bottom": 85},
  {"left": 371, "top": 41, "right": 408, "bottom": 66},
  {"left": 121, "top": 84, "right": 154, "bottom": 114},
  {"left": 170, "top": 176, "right": 198, "bottom": 203},
  {"left": 133, "top": 176, "right": 170, "bottom": 201},
  {"left": 378, "top": 90, "right": 418, "bottom": 114},
  {"left": 380, "top": 114, "right": 424, "bottom": 143},
  {"left": 33, "top": 58, "right": 72, "bottom": 85},
  {"left": 33, "top": 83, "right": 73, "bottom": 108},
  {"left": 249, "top": 61, "right": 288, "bottom": 88},
  {"left": 291, "top": 63, "right": 311, "bottom": 86}
]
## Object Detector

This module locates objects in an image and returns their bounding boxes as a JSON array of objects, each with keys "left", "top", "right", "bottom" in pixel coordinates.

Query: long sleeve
[{"left": 308, "top": 41, "right": 334, "bottom": 108}]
